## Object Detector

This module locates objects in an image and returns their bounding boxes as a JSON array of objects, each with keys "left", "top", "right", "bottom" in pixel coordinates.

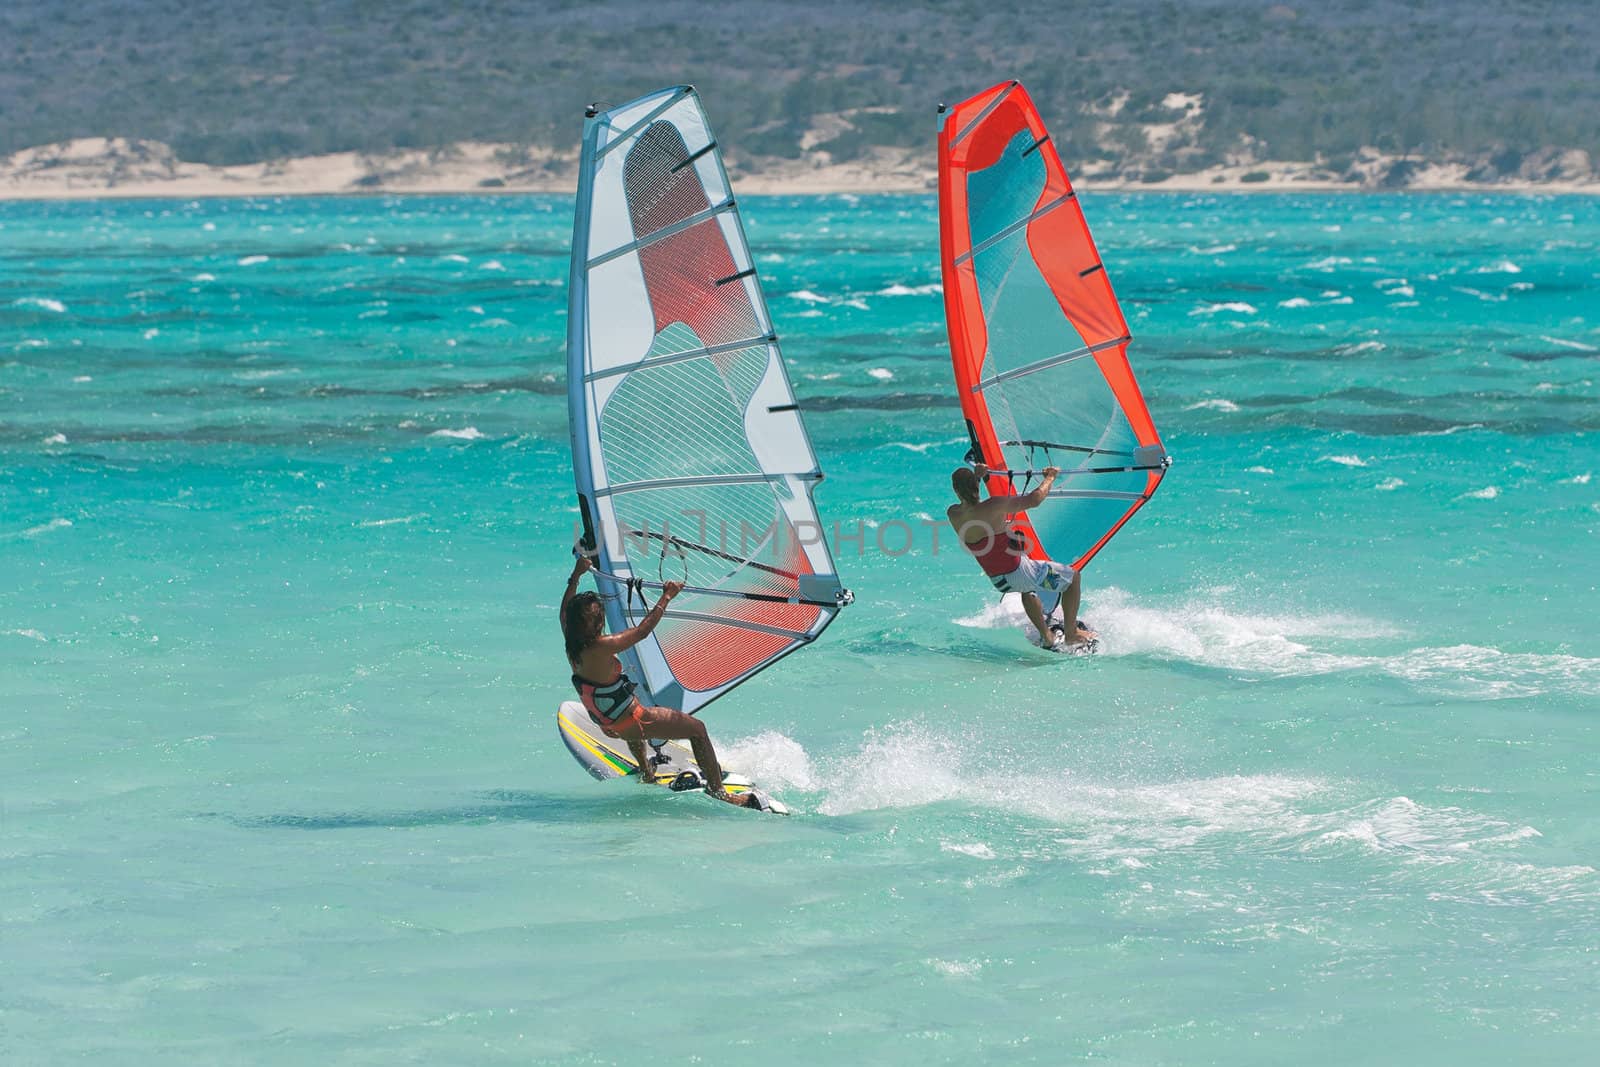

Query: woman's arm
[
  {"left": 594, "top": 581, "right": 683, "bottom": 653},
  {"left": 559, "top": 555, "right": 593, "bottom": 625}
]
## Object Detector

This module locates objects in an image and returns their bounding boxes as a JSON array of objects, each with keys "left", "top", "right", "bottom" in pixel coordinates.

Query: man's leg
[
  {"left": 1059, "top": 571, "right": 1086, "bottom": 643},
  {"left": 1020, "top": 592, "right": 1058, "bottom": 647},
  {"left": 1056, "top": 575, "right": 1094, "bottom": 643}
]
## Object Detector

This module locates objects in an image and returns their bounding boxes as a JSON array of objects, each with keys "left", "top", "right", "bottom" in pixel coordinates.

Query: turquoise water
[{"left": 3, "top": 192, "right": 1597, "bottom": 1063}]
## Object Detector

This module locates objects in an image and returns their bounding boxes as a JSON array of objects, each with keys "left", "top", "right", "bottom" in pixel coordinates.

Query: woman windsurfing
[{"left": 560, "top": 554, "right": 752, "bottom": 807}]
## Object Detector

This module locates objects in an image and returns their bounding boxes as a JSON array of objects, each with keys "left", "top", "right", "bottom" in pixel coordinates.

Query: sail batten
[
  {"left": 595, "top": 470, "right": 818, "bottom": 498},
  {"left": 952, "top": 81, "right": 1019, "bottom": 146},
  {"left": 584, "top": 334, "right": 777, "bottom": 382},
  {"left": 586, "top": 198, "right": 737, "bottom": 267},
  {"left": 939, "top": 81, "right": 1169, "bottom": 573},
  {"left": 569, "top": 87, "right": 848, "bottom": 716},
  {"left": 594, "top": 87, "right": 694, "bottom": 158},
  {"left": 972, "top": 335, "right": 1130, "bottom": 391},
  {"left": 954, "top": 191, "right": 1077, "bottom": 264}
]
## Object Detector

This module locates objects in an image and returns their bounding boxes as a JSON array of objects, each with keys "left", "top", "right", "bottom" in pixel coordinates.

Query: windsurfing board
[
  {"left": 556, "top": 702, "right": 789, "bottom": 815},
  {"left": 1054, "top": 616, "right": 1101, "bottom": 655},
  {"left": 1023, "top": 610, "right": 1101, "bottom": 655},
  {"left": 1038, "top": 627, "right": 1101, "bottom": 655}
]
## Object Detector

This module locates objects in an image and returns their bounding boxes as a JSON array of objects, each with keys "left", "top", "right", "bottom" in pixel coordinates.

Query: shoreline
[{"left": 4, "top": 138, "right": 1598, "bottom": 201}]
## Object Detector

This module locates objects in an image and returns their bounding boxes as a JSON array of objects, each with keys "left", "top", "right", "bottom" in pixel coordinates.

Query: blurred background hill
[{"left": 2, "top": 0, "right": 1596, "bottom": 184}]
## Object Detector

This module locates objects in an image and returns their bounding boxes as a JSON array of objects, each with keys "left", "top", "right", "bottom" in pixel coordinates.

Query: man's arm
[
  {"left": 967, "top": 466, "right": 1060, "bottom": 527},
  {"left": 559, "top": 555, "right": 592, "bottom": 626},
  {"left": 594, "top": 581, "right": 683, "bottom": 653},
  {"left": 1012, "top": 466, "right": 1060, "bottom": 511}
]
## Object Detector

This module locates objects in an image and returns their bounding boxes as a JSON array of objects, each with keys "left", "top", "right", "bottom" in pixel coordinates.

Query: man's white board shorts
[{"left": 990, "top": 556, "right": 1077, "bottom": 618}]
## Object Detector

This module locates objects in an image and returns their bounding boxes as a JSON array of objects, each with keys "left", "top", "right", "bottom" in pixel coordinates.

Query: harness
[{"left": 571, "top": 670, "right": 639, "bottom": 723}]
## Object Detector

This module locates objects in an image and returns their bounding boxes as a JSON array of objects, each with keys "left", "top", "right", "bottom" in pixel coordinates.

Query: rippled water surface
[{"left": 3, "top": 193, "right": 1597, "bottom": 1063}]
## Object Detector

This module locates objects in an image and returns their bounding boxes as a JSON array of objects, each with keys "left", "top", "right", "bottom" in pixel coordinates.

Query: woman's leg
[
  {"left": 624, "top": 738, "right": 654, "bottom": 780},
  {"left": 625, "top": 707, "right": 728, "bottom": 795}
]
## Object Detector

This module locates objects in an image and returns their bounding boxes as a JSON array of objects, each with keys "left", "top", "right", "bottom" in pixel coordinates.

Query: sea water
[{"left": 2, "top": 192, "right": 1596, "bottom": 1064}]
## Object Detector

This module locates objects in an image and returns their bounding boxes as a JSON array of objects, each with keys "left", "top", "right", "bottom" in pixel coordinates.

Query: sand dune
[{"left": 3, "top": 137, "right": 1596, "bottom": 200}]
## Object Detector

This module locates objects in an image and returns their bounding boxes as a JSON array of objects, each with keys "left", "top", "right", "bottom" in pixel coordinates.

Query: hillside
[{"left": 2, "top": 0, "right": 1596, "bottom": 185}]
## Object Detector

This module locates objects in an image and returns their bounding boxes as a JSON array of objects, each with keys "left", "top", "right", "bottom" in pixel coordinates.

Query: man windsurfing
[{"left": 948, "top": 462, "right": 1097, "bottom": 651}]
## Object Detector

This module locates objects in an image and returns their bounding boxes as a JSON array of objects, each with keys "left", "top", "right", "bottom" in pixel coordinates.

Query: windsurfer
[
  {"left": 560, "top": 555, "right": 748, "bottom": 806},
  {"left": 947, "top": 463, "right": 1097, "bottom": 650}
]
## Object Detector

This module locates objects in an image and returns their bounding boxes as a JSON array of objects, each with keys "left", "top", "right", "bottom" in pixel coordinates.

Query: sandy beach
[{"left": 3, "top": 136, "right": 1598, "bottom": 200}]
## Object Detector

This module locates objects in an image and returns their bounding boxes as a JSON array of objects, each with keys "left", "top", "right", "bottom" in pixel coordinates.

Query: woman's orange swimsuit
[{"left": 571, "top": 668, "right": 646, "bottom": 739}]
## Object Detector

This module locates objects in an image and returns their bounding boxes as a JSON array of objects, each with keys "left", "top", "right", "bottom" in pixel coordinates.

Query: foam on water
[
  {"left": 720, "top": 730, "right": 819, "bottom": 792},
  {"left": 955, "top": 587, "right": 1600, "bottom": 699},
  {"left": 874, "top": 282, "right": 942, "bottom": 296},
  {"left": 1540, "top": 335, "right": 1598, "bottom": 352},
  {"left": 927, "top": 958, "right": 984, "bottom": 978},
  {"left": 356, "top": 514, "right": 427, "bottom": 528},
  {"left": 1382, "top": 644, "right": 1600, "bottom": 699},
  {"left": 11, "top": 517, "right": 73, "bottom": 540},
  {"left": 952, "top": 593, "right": 1035, "bottom": 633},
  {"left": 815, "top": 722, "right": 984, "bottom": 815},
  {"left": 802, "top": 719, "right": 1595, "bottom": 911},
  {"left": 1078, "top": 587, "right": 1388, "bottom": 676},
  {"left": 13, "top": 296, "right": 68, "bottom": 312}
]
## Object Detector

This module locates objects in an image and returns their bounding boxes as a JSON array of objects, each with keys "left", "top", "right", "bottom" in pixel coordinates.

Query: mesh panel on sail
[{"left": 599, "top": 345, "right": 770, "bottom": 486}]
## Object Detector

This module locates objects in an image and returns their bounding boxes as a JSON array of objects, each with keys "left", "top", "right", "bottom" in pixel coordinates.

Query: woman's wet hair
[{"left": 563, "top": 591, "right": 604, "bottom": 662}]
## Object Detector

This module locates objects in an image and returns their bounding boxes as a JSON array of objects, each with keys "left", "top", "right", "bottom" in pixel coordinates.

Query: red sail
[{"left": 939, "top": 81, "right": 1168, "bottom": 571}]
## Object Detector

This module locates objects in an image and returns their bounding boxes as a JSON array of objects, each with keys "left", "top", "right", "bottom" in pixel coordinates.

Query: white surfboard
[{"left": 556, "top": 702, "right": 788, "bottom": 815}]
